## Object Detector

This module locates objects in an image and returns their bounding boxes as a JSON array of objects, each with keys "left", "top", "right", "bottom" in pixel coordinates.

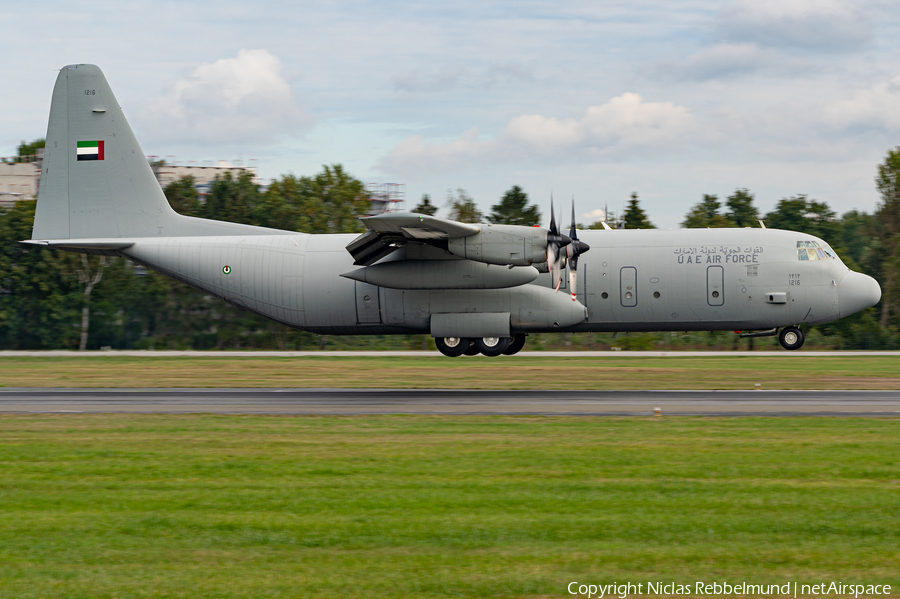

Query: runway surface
[{"left": 3, "top": 388, "right": 900, "bottom": 416}]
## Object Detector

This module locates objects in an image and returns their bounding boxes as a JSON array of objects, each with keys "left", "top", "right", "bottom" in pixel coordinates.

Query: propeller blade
[
  {"left": 549, "top": 195, "right": 558, "bottom": 235},
  {"left": 568, "top": 255, "right": 579, "bottom": 301},
  {"left": 565, "top": 200, "right": 591, "bottom": 300},
  {"left": 569, "top": 200, "right": 577, "bottom": 241},
  {"left": 544, "top": 194, "right": 569, "bottom": 292}
]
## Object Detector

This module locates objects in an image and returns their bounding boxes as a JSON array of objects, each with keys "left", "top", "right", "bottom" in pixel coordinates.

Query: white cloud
[
  {"left": 379, "top": 93, "right": 694, "bottom": 173},
  {"left": 714, "top": 0, "right": 872, "bottom": 51},
  {"left": 824, "top": 75, "right": 900, "bottom": 131},
  {"left": 139, "top": 49, "right": 310, "bottom": 146}
]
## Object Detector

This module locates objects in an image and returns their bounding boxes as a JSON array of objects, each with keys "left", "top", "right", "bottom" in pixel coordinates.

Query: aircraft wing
[
  {"left": 347, "top": 212, "right": 480, "bottom": 266},
  {"left": 362, "top": 212, "right": 480, "bottom": 239}
]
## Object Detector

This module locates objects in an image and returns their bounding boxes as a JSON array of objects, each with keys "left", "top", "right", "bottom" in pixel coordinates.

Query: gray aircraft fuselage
[{"left": 118, "top": 226, "right": 875, "bottom": 336}]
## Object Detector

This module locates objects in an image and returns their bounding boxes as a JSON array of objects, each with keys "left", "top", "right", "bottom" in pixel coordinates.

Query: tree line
[{"left": 0, "top": 148, "right": 898, "bottom": 350}]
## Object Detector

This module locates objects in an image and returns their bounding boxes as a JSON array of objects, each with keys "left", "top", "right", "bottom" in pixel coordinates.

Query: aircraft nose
[{"left": 839, "top": 271, "right": 882, "bottom": 318}]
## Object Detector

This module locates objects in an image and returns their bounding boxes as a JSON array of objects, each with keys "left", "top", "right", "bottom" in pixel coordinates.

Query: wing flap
[{"left": 346, "top": 230, "right": 402, "bottom": 266}]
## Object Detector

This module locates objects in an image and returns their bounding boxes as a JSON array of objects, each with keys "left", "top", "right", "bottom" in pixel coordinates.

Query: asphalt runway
[
  {"left": 3, "top": 388, "right": 900, "bottom": 416},
  {"left": 2, "top": 350, "right": 899, "bottom": 357}
]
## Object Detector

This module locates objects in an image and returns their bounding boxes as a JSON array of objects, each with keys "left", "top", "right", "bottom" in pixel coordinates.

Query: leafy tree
[
  {"left": 16, "top": 138, "right": 45, "bottom": 162},
  {"left": 75, "top": 254, "right": 109, "bottom": 351},
  {"left": 488, "top": 185, "right": 541, "bottom": 226},
  {"left": 623, "top": 192, "right": 655, "bottom": 229},
  {"left": 308, "top": 164, "right": 369, "bottom": 234},
  {"left": 255, "top": 175, "right": 301, "bottom": 230},
  {"left": 837, "top": 210, "right": 876, "bottom": 268},
  {"left": 682, "top": 194, "right": 733, "bottom": 228},
  {"left": 163, "top": 176, "right": 201, "bottom": 217},
  {"left": 725, "top": 189, "right": 759, "bottom": 227},
  {"left": 763, "top": 195, "right": 840, "bottom": 241},
  {"left": 0, "top": 201, "right": 81, "bottom": 348},
  {"left": 874, "top": 147, "right": 900, "bottom": 327},
  {"left": 446, "top": 189, "right": 483, "bottom": 223},
  {"left": 255, "top": 166, "right": 368, "bottom": 234},
  {"left": 203, "top": 171, "right": 259, "bottom": 224},
  {"left": 413, "top": 194, "right": 438, "bottom": 216}
]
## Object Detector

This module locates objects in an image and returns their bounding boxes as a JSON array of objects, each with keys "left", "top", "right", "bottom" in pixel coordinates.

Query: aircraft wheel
[
  {"left": 464, "top": 342, "right": 481, "bottom": 356},
  {"left": 779, "top": 326, "right": 804, "bottom": 350},
  {"left": 503, "top": 334, "right": 527, "bottom": 355},
  {"left": 436, "top": 337, "right": 469, "bottom": 357},
  {"left": 475, "top": 336, "right": 511, "bottom": 357}
]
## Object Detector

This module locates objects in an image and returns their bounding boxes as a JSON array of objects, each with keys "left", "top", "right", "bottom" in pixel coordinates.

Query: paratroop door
[
  {"left": 355, "top": 282, "right": 381, "bottom": 323},
  {"left": 707, "top": 265, "right": 724, "bottom": 306},
  {"left": 620, "top": 267, "right": 637, "bottom": 307}
]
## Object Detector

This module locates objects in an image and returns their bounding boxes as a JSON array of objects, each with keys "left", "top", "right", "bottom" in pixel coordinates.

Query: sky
[{"left": 3, "top": 0, "right": 900, "bottom": 228}]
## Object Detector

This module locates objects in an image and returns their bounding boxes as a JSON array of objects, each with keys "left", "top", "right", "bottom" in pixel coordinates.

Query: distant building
[
  {"left": 150, "top": 159, "right": 262, "bottom": 197},
  {"left": 366, "top": 182, "right": 405, "bottom": 216},
  {"left": 0, "top": 162, "right": 40, "bottom": 207},
  {"left": 2, "top": 155, "right": 403, "bottom": 215}
]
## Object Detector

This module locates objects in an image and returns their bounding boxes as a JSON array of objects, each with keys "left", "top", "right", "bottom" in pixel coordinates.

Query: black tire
[
  {"left": 503, "top": 334, "right": 527, "bottom": 355},
  {"left": 464, "top": 342, "right": 481, "bottom": 356},
  {"left": 779, "top": 327, "right": 804, "bottom": 350},
  {"left": 436, "top": 337, "right": 470, "bottom": 357},
  {"left": 475, "top": 336, "right": 511, "bottom": 357}
]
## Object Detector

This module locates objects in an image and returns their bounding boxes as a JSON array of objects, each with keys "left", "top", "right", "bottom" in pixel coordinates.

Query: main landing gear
[
  {"left": 779, "top": 326, "right": 805, "bottom": 351},
  {"left": 435, "top": 334, "right": 527, "bottom": 357}
]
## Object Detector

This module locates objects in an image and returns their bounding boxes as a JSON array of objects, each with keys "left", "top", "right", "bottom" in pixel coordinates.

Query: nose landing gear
[{"left": 779, "top": 326, "right": 805, "bottom": 350}]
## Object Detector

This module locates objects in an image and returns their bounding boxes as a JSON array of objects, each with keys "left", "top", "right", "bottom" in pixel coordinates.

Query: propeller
[
  {"left": 566, "top": 200, "right": 591, "bottom": 301},
  {"left": 546, "top": 195, "right": 571, "bottom": 292}
]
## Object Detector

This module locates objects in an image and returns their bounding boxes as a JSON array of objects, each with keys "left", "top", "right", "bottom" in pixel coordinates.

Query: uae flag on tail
[{"left": 76, "top": 140, "right": 104, "bottom": 161}]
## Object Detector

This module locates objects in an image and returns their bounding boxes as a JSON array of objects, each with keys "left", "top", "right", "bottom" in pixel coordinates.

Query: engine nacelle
[{"left": 447, "top": 224, "right": 547, "bottom": 267}]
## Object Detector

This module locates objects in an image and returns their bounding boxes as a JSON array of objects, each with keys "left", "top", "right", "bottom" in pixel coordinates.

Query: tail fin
[{"left": 33, "top": 64, "right": 183, "bottom": 240}]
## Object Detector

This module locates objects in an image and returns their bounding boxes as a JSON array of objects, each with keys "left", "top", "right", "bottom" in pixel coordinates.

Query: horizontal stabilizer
[{"left": 22, "top": 239, "right": 135, "bottom": 251}]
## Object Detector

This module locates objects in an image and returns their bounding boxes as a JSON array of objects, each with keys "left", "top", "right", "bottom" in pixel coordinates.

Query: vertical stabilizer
[{"left": 33, "top": 64, "right": 182, "bottom": 240}]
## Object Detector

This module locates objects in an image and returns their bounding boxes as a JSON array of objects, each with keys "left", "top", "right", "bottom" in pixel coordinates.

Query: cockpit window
[{"left": 797, "top": 240, "right": 838, "bottom": 261}]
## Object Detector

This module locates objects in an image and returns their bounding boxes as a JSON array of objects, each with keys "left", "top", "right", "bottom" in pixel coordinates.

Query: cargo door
[
  {"left": 707, "top": 265, "right": 724, "bottom": 306},
  {"left": 620, "top": 266, "right": 637, "bottom": 307},
  {"left": 355, "top": 282, "right": 381, "bottom": 324}
]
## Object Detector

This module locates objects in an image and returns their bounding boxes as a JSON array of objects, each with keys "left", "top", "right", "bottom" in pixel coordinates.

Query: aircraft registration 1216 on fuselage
[{"left": 24, "top": 65, "right": 882, "bottom": 355}]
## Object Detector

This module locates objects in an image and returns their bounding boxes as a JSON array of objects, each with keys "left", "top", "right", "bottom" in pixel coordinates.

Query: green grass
[
  {"left": 0, "top": 355, "right": 899, "bottom": 389},
  {"left": 0, "top": 415, "right": 898, "bottom": 598}
]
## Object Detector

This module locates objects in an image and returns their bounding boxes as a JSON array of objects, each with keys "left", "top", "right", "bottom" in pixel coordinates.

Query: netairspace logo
[{"left": 567, "top": 581, "right": 893, "bottom": 598}]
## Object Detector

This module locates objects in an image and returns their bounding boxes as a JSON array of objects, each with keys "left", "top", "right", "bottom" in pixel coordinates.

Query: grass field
[
  {"left": 0, "top": 414, "right": 898, "bottom": 598},
  {"left": 0, "top": 355, "right": 898, "bottom": 389}
]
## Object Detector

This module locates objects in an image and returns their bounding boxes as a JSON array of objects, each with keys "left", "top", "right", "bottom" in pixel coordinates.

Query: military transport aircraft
[{"left": 25, "top": 65, "right": 882, "bottom": 355}]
